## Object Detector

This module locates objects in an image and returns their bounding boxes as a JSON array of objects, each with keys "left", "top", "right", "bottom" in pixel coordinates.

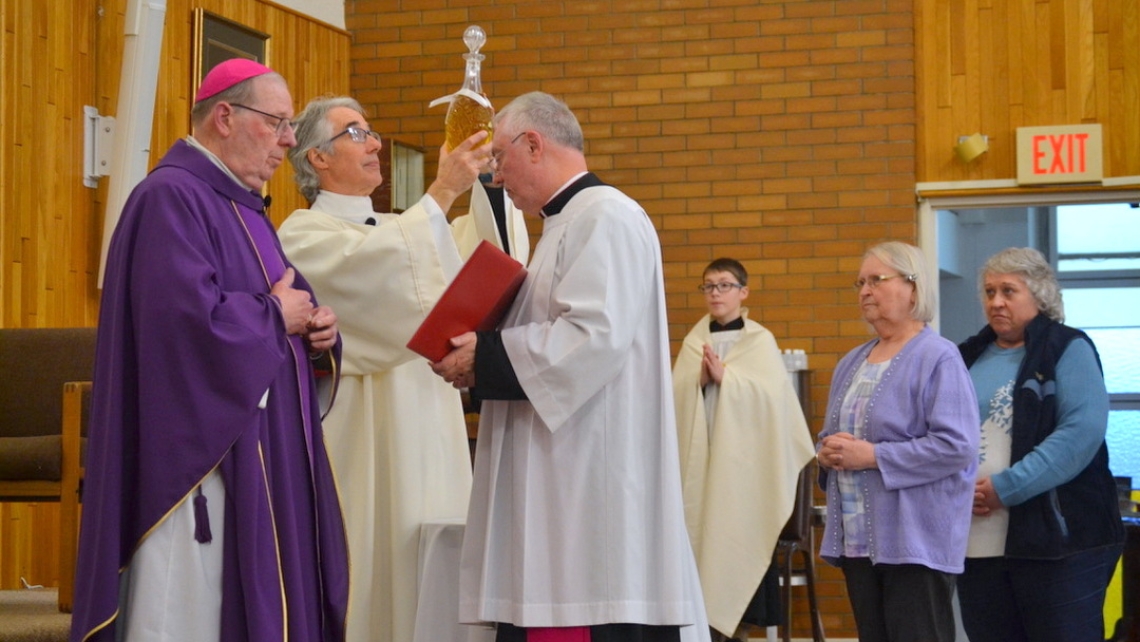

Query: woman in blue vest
[{"left": 957, "top": 247, "right": 1123, "bottom": 642}]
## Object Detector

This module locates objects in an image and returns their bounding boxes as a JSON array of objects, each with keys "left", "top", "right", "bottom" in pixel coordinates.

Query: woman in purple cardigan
[{"left": 816, "top": 241, "right": 979, "bottom": 642}]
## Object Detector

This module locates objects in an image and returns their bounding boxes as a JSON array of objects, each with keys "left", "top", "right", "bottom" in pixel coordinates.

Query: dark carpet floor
[{"left": 0, "top": 589, "right": 69, "bottom": 642}]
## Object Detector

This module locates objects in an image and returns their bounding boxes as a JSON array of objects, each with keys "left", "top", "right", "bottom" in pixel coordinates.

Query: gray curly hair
[
  {"left": 978, "top": 247, "right": 1064, "bottom": 322},
  {"left": 288, "top": 96, "right": 368, "bottom": 203}
]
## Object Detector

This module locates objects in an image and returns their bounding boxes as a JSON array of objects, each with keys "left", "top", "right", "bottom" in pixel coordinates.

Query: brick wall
[{"left": 347, "top": 0, "right": 918, "bottom": 637}]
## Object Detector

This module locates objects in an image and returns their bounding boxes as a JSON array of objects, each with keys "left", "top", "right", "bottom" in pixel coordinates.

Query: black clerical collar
[
  {"left": 709, "top": 317, "right": 745, "bottom": 333},
  {"left": 540, "top": 172, "right": 605, "bottom": 218}
]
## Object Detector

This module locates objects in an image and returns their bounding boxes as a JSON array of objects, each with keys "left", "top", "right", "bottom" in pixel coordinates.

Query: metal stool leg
[
  {"left": 798, "top": 547, "right": 825, "bottom": 642},
  {"left": 779, "top": 543, "right": 794, "bottom": 642}
]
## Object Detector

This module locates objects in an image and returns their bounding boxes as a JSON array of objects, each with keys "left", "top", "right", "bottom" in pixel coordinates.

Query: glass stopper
[{"left": 463, "top": 25, "right": 486, "bottom": 56}]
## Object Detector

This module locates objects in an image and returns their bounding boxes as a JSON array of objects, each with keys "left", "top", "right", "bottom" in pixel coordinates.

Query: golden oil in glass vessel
[{"left": 431, "top": 25, "right": 494, "bottom": 150}]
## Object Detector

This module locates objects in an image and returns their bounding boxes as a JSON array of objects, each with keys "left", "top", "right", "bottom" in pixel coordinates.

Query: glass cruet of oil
[{"left": 430, "top": 25, "right": 494, "bottom": 150}]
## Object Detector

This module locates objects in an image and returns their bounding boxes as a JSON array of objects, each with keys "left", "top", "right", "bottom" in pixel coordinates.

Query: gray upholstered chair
[{"left": 0, "top": 327, "right": 97, "bottom": 613}]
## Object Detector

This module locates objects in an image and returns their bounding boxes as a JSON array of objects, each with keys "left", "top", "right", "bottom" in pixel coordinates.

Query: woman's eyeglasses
[{"left": 853, "top": 274, "right": 916, "bottom": 290}]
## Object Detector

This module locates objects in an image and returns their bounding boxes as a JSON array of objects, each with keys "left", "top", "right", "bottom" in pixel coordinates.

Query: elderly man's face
[
  {"left": 313, "top": 106, "right": 384, "bottom": 196},
  {"left": 226, "top": 76, "right": 297, "bottom": 190},
  {"left": 489, "top": 128, "right": 543, "bottom": 216}
]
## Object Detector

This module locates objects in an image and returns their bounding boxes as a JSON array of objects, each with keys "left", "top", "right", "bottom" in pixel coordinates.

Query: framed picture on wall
[
  {"left": 192, "top": 9, "right": 270, "bottom": 98},
  {"left": 369, "top": 139, "right": 426, "bottom": 214}
]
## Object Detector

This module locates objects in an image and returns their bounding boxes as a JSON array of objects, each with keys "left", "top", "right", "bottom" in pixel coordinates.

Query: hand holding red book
[{"left": 406, "top": 240, "right": 526, "bottom": 362}]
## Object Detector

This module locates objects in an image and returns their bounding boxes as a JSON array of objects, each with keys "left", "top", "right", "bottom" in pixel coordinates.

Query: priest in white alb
[
  {"left": 278, "top": 96, "right": 528, "bottom": 642},
  {"left": 431, "top": 91, "right": 710, "bottom": 642}
]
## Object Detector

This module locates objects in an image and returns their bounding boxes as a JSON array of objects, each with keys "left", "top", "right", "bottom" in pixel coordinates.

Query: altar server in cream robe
[
  {"left": 278, "top": 96, "right": 528, "bottom": 642},
  {"left": 673, "top": 258, "right": 815, "bottom": 641}
]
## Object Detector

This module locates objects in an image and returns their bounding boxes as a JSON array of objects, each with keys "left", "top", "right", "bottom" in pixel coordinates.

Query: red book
[{"left": 406, "top": 240, "right": 527, "bottom": 361}]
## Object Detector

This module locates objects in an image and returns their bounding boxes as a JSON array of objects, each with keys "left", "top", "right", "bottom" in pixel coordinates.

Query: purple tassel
[{"left": 193, "top": 486, "right": 212, "bottom": 543}]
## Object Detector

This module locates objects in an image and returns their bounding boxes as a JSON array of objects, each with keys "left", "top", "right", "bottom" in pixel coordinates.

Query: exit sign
[{"left": 1016, "top": 124, "right": 1103, "bottom": 185}]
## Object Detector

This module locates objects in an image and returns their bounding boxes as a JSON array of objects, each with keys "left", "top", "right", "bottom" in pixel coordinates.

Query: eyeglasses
[
  {"left": 231, "top": 103, "right": 295, "bottom": 137},
  {"left": 697, "top": 282, "right": 744, "bottom": 294},
  {"left": 490, "top": 132, "right": 527, "bottom": 173},
  {"left": 853, "top": 274, "right": 916, "bottom": 290},
  {"left": 327, "top": 125, "right": 383, "bottom": 145}
]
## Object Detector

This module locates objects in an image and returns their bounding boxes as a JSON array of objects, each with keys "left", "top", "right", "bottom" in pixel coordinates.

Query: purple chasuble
[
  {"left": 71, "top": 139, "right": 349, "bottom": 642},
  {"left": 233, "top": 200, "right": 317, "bottom": 469}
]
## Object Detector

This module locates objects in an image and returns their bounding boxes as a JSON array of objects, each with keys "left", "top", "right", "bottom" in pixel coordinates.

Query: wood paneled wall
[
  {"left": 1, "top": 1, "right": 109, "bottom": 330},
  {"left": 0, "top": 0, "right": 349, "bottom": 591},
  {"left": 917, "top": 0, "right": 1140, "bottom": 182},
  {"left": 0, "top": 0, "right": 115, "bottom": 592}
]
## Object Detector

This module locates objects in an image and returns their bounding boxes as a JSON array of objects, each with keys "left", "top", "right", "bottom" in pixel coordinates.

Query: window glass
[
  {"left": 1081, "top": 328, "right": 1140, "bottom": 395},
  {"left": 1064, "top": 288, "right": 1140, "bottom": 329},
  {"left": 1063, "top": 289, "right": 1140, "bottom": 394},
  {"left": 1056, "top": 203, "right": 1140, "bottom": 258},
  {"left": 1107, "top": 411, "right": 1140, "bottom": 482}
]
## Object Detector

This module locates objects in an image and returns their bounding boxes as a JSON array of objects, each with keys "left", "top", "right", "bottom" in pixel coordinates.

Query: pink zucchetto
[{"left": 195, "top": 58, "right": 274, "bottom": 103}]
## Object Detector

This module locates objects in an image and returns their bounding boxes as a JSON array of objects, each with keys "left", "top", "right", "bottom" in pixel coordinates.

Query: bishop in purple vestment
[{"left": 70, "top": 60, "right": 349, "bottom": 642}]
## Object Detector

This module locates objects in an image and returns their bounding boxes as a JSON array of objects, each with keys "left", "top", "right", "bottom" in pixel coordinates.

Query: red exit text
[{"left": 1032, "top": 133, "right": 1090, "bottom": 175}]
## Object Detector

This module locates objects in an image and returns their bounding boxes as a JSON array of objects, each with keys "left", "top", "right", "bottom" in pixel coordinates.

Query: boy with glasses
[{"left": 673, "top": 258, "right": 816, "bottom": 641}]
